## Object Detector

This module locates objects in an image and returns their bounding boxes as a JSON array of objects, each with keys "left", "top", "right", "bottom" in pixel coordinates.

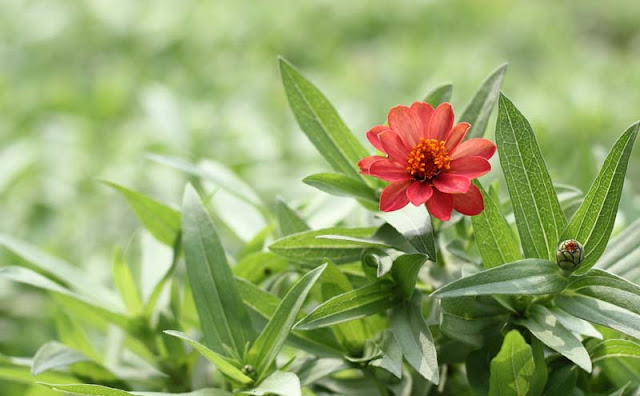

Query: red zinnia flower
[{"left": 358, "top": 102, "right": 496, "bottom": 221}]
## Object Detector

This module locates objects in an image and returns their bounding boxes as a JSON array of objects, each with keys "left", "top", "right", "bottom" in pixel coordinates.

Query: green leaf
[
  {"left": 163, "top": 330, "right": 253, "bottom": 385},
  {"left": 596, "top": 217, "right": 640, "bottom": 282},
  {"left": 530, "top": 337, "right": 548, "bottom": 396},
  {"left": 431, "top": 259, "right": 567, "bottom": 298},
  {"left": 460, "top": 64, "right": 508, "bottom": 139},
  {"left": 242, "top": 370, "right": 301, "bottom": 396},
  {"left": 561, "top": 122, "right": 639, "bottom": 274},
  {"left": 543, "top": 365, "right": 578, "bottom": 396},
  {"left": 32, "top": 342, "right": 89, "bottom": 376},
  {"left": 181, "top": 184, "right": 254, "bottom": 358},
  {"left": 471, "top": 181, "right": 521, "bottom": 269},
  {"left": 423, "top": 83, "right": 452, "bottom": 107},
  {"left": 555, "top": 270, "right": 640, "bottom": 339},
  {"left": 514, "top": 304, "right": 592, "bottom": 372},
  {"left": 247, "top": 264, "right": 326, "bottom": 377},
  {"left": 369, "top": 330, "right": 403, "bottom": 379},
  {"left": 54, "top": 312, "right": 101, "bottom": 362},
  {"left": 111, "top": 248, "right": 143, "bottom": 316},
  {"left": 496, "top": 93, "right": 566, "bottom": 261},
  {"left": 40, "top": 384, "right": 232, "bottom": 396},
  {"left": 379, "top": 204, "right": 436, "bottom": 261},
  {"left": 295, "top": 281, "right": 396, "bottom": 330},
  {"left": 274, "top": 199, "right": 310, "bottom": 237},
  {"left": 390, "top": 292, "right": 439, "bottom": 384},
  {"left": 102, "top": 181, "right": 181, "bottom": 246},
  {"left": 269, "top": 227, "right": 377, "bottom": 265},
  {"left": 489, "top": 330, "right": 535, "bottom": 396},
  {"left": 303, "top": 173, "right": 377, "bottom": 204},
  {"left": 440, "top": 296, "right": 509, "bottom": 347},
  {"left": 279, "top": 58, "right": 369, "bottom": 184},
  {"left": 546, "top": 306, "right": 602, "bottom": 339},
  {"left": 390, "top": 254, "right": 428, "bottom": 298},
  {"left": 587, "top": 339, "right": 640, "bottom": 363},
  {"left": 234, "top": 252, "right": 288, "bottom": 284}
]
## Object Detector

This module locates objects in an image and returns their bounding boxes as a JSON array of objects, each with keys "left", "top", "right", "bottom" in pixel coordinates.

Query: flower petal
[
  {"left": 448, "top": 156, "right": 491, "bottom": 178},
  {"left": 379, "top": 131, "right": 411, "bottom": 163},
  {"left": 432, "top": 173, "right": 471, "bottom": 194},
  {"left": 410, "top": 102, "right": 434, "bottom": 139},
  {"left": 428, "top": 103, "right": 454, "bottom": 141},
  {"left": 369, "top": 159, "right": 411, "bottom": 182},
  {"left": 444, "top": 122, "right": 470, "bottom": 151},
  {"left": 406, "top": 182, "right": 433, "bottom": 206},
  {"left": 387, "top": 105, "right": 422, "bottom": 147},
  {"left": 453, "top": 183, "right": 484, "bottom": 216},
  {"left": 426, "top": 189, "right": 453, "bottom": 221},
  {"left": 358, "top": 155, "right": 386, "bottom": 174},
  {"left": 380, "top": 180, "right": 412, "bottom": 212},
  {"left": 450, "top": 138, "right": 497, "bottom": 160},
  {"left": 366, "top": 125, "right": 390, "bottom": 152}
]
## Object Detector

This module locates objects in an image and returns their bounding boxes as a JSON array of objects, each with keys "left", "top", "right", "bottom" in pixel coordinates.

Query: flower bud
[{"left": 556, "top": 239, "right": 584, "bottom": 271}]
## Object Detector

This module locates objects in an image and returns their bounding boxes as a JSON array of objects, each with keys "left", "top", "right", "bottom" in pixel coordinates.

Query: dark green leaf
[
  {"left": 530, "top": 337, "right": 548, "bottom": 396},
  {"left": 431, "top": 259, "right": 567, "bottom": 298},
  {"left": 303, "top": 173, "right": 378, "bottom": 204},
  {"left": 390, "top": 292, "right": 439, "bottom": 384},
  {"left": 471, "top": 181, "right": 521, "bottom": 269},
  {"left": 489, "top": 330, "right": 535, "bottom": 396},
  {"left": 496, "top": 93, "right": 566, "bottom": 261},
  {"left": 440, "top": 296, "right": 509, "bottom": 347},
  {"left": 514, "top": 304, "right": 591, "bottom": 372},
  {"left": 279, "top": 58, "right": 369, "bottom": 184},
  {"left": 274, "top": 199, "right": 309, "bottom": 237},
  {"left": 269, "top": 227, "right": 377, "bottom": 265},
  {"left": 460, "top": 64, "right": 508, "bottom": 139},
  {"left": 561, "top": 122, "right": 639, "bottom": 274},
  {"left": 102, "top": 181, "right": 181, "bottom": 246},
  {"left": 181, "top": 184, "right": 254, "bottom": 358},
  {"left": 295, "top": 281, "right": 396, "bottom": 330},
  {"left": 379, "top": 204, "right": 436, "bottom": 261},
  {"left": 247, "top": 264, "right": 326, "bottom": 377},
  {"left": 543, "top": 364, "right": 578, "bottom": 396},
  {"left": 423, "top": 84, "right": 452, "bottom": 107}
]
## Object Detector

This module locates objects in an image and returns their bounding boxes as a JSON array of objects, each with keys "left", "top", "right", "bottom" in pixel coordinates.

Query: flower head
[
  {"left": 556, "top": 239, "right": 584, "bottom": 272},
  {"left": 358, "top": 102, "right": 496, "bottom": 221}
]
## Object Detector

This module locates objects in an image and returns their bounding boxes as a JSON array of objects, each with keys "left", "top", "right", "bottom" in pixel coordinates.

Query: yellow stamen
[{"left": 406, "top": 138, "right": 450, "bottom": 181}]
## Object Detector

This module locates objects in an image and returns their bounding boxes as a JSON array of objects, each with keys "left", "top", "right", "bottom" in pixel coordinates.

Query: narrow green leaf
[
  {"left": 243, "top": 370, "right": 301, "bottom": 396},
  {"left": 303, "top": 173, "right": 377, "bottom": 203},
  {"left": 269, "top": 227, "right": 377, "bottom": 265},
  {"left": 279, "top": 58, "right": 369, "bottom": 183},
  {"left": 40, "top": 384, "right": 232, "bottom": 396},
  {"left": 596, "top": 217, "right": 640, "bottom": 282},
  {"left": 471, "top": 181, "right": 521, "bottom": 269},
  {"left": 514, "top": 304, "right": 592, "bottom": 372},
  {"left": 163, "top": 330, "right": 253, "bottom": 385},
  {"left": 440, "top": 296, "right": 509, "bottom": 347},
  {"left": 32, "top": 342, "right": 89, "bottom": 376},
  {"left": 390, "top": 254, "right": 428, "bottom": 298},
  {"left": 379, "top": 204, "right": 436, "bottom": 261},
  {"left": 247, "top": 264, "right": 326, "bottom": 376},
  {"left": 423, "top": 83, "right": 453, "bottom": 107},
  {"left": 102, "top": 181, "right": 181, "bottom": 246},
  {"left": 295, "top": 281, "right": 396, "bottom": 330},
  {"left": 181, "top": 184, "right": 254, "bottom": 357},
  {"left": 274, "top": 199, "right": 309, "bottom": 237},
  {"left": 234, "top": 252, "right": 288, "bottom": 284},
  {"left": 543, "top": 364, "right": 578, "bottom": 396},
  {"left": 460, "top": 64, "right": 508, "bottom": 139},
  {"left": 369, "top": 330, "right": 403, "bottom": 379},
  {"left": 496, "top": 93, "right": 566, "bottom": 261},
  {"left": 111, "top": 248, "right": 143, "bottom": 316},
  {"left": 530, "top": 337, "right": 548, "bottom": 396},
  {"left": 390, "top": 292, "right": 439, "bottom": 384},
  {"left": 54, "top": 312, "right": 101, "bottom": 362},
  {"left": 561, "top": 122, "right": 639, "bottom": 274},
  {"left": 556, "top": 270, "right": 640, "bottom": 339},
  {"left": 489, "top": 330, "right": 535, "bottom": 396},
  {"left": 587, "top": 339, "right": 640, "bottom": 363},
  {"left": 431, "top": 259, "right": 567, "bottom": 298},
  {"left": 546, "top": 306, "right": 602, "bottom": 339}
]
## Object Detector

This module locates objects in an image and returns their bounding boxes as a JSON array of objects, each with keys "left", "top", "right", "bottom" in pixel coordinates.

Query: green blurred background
[{"left": 1, "top": 0, "right": 640, "bottom": 392}]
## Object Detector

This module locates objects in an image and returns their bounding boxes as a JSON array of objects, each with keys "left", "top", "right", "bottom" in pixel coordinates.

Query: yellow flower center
[{"left": 406, "top": 138, "right": 450, "bottom": 181}]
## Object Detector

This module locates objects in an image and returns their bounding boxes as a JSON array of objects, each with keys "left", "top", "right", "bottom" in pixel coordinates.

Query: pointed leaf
[
  {"left": 32, "top": 342, "right": 89, "bottom": 376},
  {"left": 496, "top": 94, "right": 566, "bottom": 261},
  {"left": 379, "top": 204, "right": 436, "bottom": 261},
  {"left": 561, "top": 122, "right": 639, "bottom": 274},
  {"left": 489, "top": 330, "right": 535, "bottom": 396},
  {"left": 274, "top": 199, "right": 309, "bottom": 237},
  {"left": 243, "top": 370, "right": 301, "bottom": 396},
  {"left": 247, "top": 264, "right": 326, "bottom": 376},
  {"left": 431, "top": 259, "right": 568, "bottom": 298},
  {"left": 111, "top": 248, "right": 143, "bottom": 315},
  {"left": 303, "top": 173, "right": 377, "bottom": 203},
  {"left": 390, "top": 253, "right": 428, "bottom": 298},
  {"left": 279, "top": 58, "right": 369, "bottom": 184},
  {"left": 181, "top": 184, "right": 254, "bottom": 357},
  {"left": 163, "top": 330, "right": 253, "bottom": 385},
  {"left": 460, "top": 64, "right": 508, "bottom": 139},
  {"left": 471, "top": 181, "right": 521, "bottom": 269},
  {"left": 423, "top": 84, "right": 452, "bottom": 107},
  {"left": 102, "top": 181, "right": 181, "bottom": 246},
  {"left": 596, "top": 217, "right": 640, "bottom": 282}
]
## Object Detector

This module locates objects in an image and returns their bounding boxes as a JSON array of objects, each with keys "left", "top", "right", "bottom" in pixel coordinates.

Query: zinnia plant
[{"left": 1, "top": 59, "right": 639, "bottom": 396}]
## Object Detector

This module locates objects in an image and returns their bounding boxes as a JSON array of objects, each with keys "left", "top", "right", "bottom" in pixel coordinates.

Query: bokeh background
[{"left": 2, "top": 0, "right": 640, "bottom": 393}]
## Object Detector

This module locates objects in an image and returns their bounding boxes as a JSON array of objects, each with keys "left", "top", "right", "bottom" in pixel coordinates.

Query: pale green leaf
[
  {"left": 587, "top": 339, "right": 640, "bottom": 363},
  {"left": 242, "top": 370, "right": 301, "bottom": 396},
  {"left": 274, "top": 199, "right": 309, "bottom": 237},
  {"left": 379, "top": 204, "right": 436, "bottom": 261},
  {"left": 460, "top": 64, "right": 508, "bottom": 139},
  {"left": 32, "top": 342, "right": 89, "bottom": 376},
  {"left": 303, "top": 173, "right": 377, "bottom": 204},
  {"left": 423, "top": 84, "right": 452, "bottom": 107},
  {"left": 111, "top": 248, "right": 143, "bottom": 316}
]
